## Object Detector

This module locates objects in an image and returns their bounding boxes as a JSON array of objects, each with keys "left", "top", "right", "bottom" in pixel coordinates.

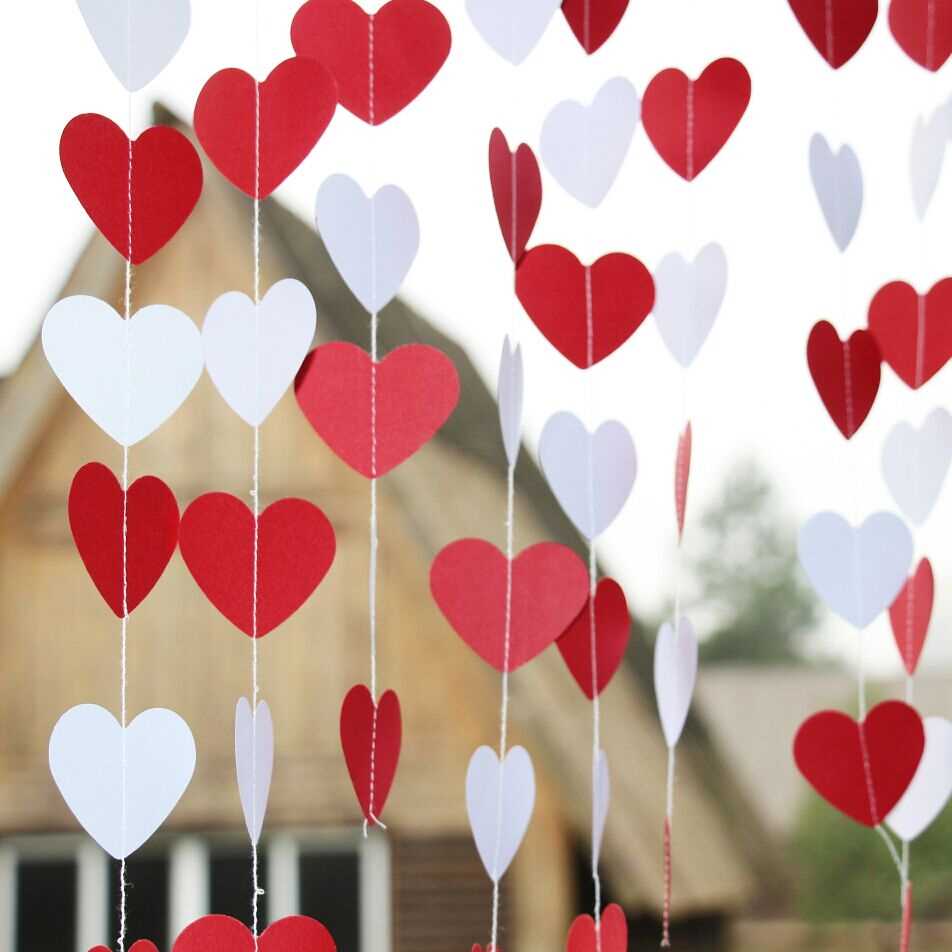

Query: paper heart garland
[
  {"left": 173, "top": 915, "right": 336, "bottom": 952},
  {"left": 68, "top": 462, "right": 179, "bottom": 618},
  {"left": 234, "top": 697, "right": 274, "bottom": 845},
  {"left": 642, "top": 58, "right": 751, "bottom": 181},
  {"left": 540, "top": 77, "right": 640, "bottom": 208},
  {"left": 204, "top": 279, "right": 317, "bottom": 427},
  {"left": 806, "top": 321, "right": 881, "bottom": 439},
  {"left": 889, "top": 0, "right": 952, "bottom": 70},
  {"left": 488, "top": 129, "right": 542, "bottom": 265},
  {"left": 561, "top": 0, "right": 629, "bottom": 54},
  {"left": 466, "top": 0, "right": 561, "bottom": 64},
  {"left": 654, "top": 617, "right": 698, "bottom": 749},
  {"left": 809, "top": 135, "right": 863, "bottom": 252},
  {"left": 887, "top": 717, "right": 952, "bottom": 841},
  {"left": 498, "top": 336, "right": 524, "bottom": 467},
  {"left": 910, "top": 107, "right": 949, "bottom": 219},
  {"left": 466, "top": 745, "right": 536, "bottom": 881},
  {"left": 340, "top": 685, "right": 402, "bottom": 823},
  {"left": 43, "top": 295, "right": 203, "bottom": 447},
  {"left": 565, "top": 903, "right": 628, "bottom": 952},
  {"left": 675, "top": 422, "right": 692, "bottom": 542},
  {"left": 787, "top": 0, "right": 879, "bottom": 68},
  {"left": 516, "top": 245, "right": 654, "bottom": 368},
  {"left": 49, "top": 703, "right": 196, "bottom": 858},
  {"left": 291, "top": 0, "right": 451, "bottom": 125},
  {"left": 194, "top": 58, "right": 336, "bottom": 199},
  {"left": 430, "top": 540, "right": 589, "bottom": 671},
  {"left": 794, "top": 700, "right": 924, "bottom": 827},
  {"left": 92, "top": 942, "right": 157, "bottom": 952},
  {"left": 798, "top": 511, "right": 913, "bottom": 629},
  {"left": 889, "top": 559, "right": 934, "bottom": 675},
  {"left": 60, "top": 114, "right": 202, "bottom": 264},
  {"left": 294, "top": 343, "right": 460, "bottom": 478},
  {"left": 315, "top": 175, "right": 419, "bottom": 314},
  {"left": 881, "top": 408, "right": 952, "bottom": 525},
  {"left": 592, "top": 750, "right": 610, "bottom": 867},
  {"left": 179, "top": 494, "right": 336, "bottom": 637}
]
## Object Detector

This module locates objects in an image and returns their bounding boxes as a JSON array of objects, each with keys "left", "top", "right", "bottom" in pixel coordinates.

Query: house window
[{"left": 16, "top": 855, "right": 76, "bottom": 952}]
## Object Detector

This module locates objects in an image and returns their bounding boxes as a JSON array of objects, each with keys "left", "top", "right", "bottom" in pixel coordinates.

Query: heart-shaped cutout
[
  {"left": 488, "top": 129, "right": 542, "bottom": 265},
  {"left": 173, "top": 915, "right": 335, "bottom": 952},
  {"left": 809, "top": 135, "right": 863, "bottom": 251},
  {"left": 467, "top": 0, "right": 561, "bottom": 64},
  {"left": 787, "top": 0, "right": 878, "bottom": 68},
  {"left": 654, "top": 617, "right": 698, "bottom": 748},
  {"left": 565, "top": 903, "right": 627, "bottom": 952},
  {"left": 497, "top": 336, "right": 524, "bottom": 468},
  {"left": 234, "top": 697, "right": 274, "bottom": 845},
  {"left": 910, "top": 107, "right": 949, "bottom": 219},
  {"left": 889, "top": 0, "right": 952, "bottom": 70},
  {"left": 887, "top": 716, "right": 952, "bottom": 841},
  {"left": 889, "top": 558, "right": 934, "bottom": 676},
  {"left": 561, "top": 0, "right": 629, "bottom": 54}
]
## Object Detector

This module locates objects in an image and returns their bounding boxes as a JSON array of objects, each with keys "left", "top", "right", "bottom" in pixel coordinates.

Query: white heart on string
[
  {"left": 910, "top": 108, "right": 949, "bottom": 220},
  {"left": 538, "top": 412, "right": 637, "bottom": 541},
  {"left": 654, "top": 617, "right": 698, "bottom": 749},
  {"left": 204, "top": 279, "right": 316, "bottom": 427},
  {"left": 49, "top": 704, "right": 196, "bottom": 859},
  {"left": 466, "top": 745, "right": 535, "bottom": 882},
  {"left": 652, "top": 243, "right": 727, "bottom": 367},
  {"left": 497, "top": 336, "right": 524, "bottom": 467},
  {"left": 42, "top": 295, "right": 203, "bottom": 447},
  {"left": 798, "top": 512, "right": 913, "bottom": 629},
  {"left": 882, "top": 408, "right": 952, "bottom": 526},
  {"left": 809, "top": 134, "right": 863, "bottom": 252},
  {"left": 465, "top": 0, "right": 562, "bottom": 64},
  {"left": 540, "top": 77, "right": 640, "bottom": 208},
  {"left": 592, "top": 750, "right": 610, "bottom": 867},
  {"left": 315, "top": 174, "right": 419, "bottom": 314},
  {"left": 235, "top": 697, "right": 274, "bottom": 846},
  {"left": 887, "top": 717, "right": 952, "bottom": 842},
  {"left": 76, "top": 0, "right": 191, "bottom": 92}
]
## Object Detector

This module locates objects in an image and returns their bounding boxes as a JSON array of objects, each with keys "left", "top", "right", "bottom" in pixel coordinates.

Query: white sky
[{"left": 3, "top": 2, "right": 952, "bottom": 676}]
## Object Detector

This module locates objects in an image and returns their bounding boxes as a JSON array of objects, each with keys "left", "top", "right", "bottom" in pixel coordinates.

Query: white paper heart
[
  {"left": 540, "top": 78, "right": 640, "bottom": 208},
  {"left": 882, "top": 408, "right": 952, "bottom": 526},
  {"left": 887, "top": 717, "right": 952, "bottom": 842},
  {"left": 49, "top": 704, "right": 196, "bottom": 859},
  {"left": 592, "top": 750, "right": 610, "bottom": 867},
  {"left": 315, "top": 174, "right": 419, "bottom": 314},
  {"left": 654, "top": 617, "right": 698, "bottom": 749},
  {"left": 466, "top": 0, "right": 561, "bottom": 64},
  {"left": 42, "top": 295, "right": 203, "bottom": 447},
  {"left": 204, "top": 279, "right": 316, "bottom": 427},
  {"left": 798, "top": 512, "right": 913, "bottom": 629},
  {"left": 911, "top": 108, "right": 948, "bottom": 220},
  {"left": 653, "top": 244, "right": 727, "bottom": 367},
  {"left": 77, "top": 0, "right": 191, "bottom": 92},
  {"left": 466, "top": 745, "right": 535, "bottom": 882},
  {"left": 539, "top": 412, "right": 637, "bottom": 541},
  {"left": 235, "top": 697, "right": 274, "bottom": 846},
  {"left": 809, "top": 134, "right": 863, "bottom": 252},
  {"left": 497, "top": 336, "right": 524, "bottom": 467}
]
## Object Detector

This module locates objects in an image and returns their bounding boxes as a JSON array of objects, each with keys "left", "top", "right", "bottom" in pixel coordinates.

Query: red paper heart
[
  {"left": 889, "top": 0, "right": 952, "bottom": 70},
  {"left": 471, "top": 946, "right": 500, "bottom": 952},
  {"left": 173, "top": 915, "right": 335, "bottom": 952},
  {"left": 488, "top": 129, "right": 542, "bottom": 266},
  {"left": 557, "top": 579, "right": 630, "bottom": 699},
  {"left": 179, "top": 494, "right": 336, "bottom": 638},
  {"left": 430, "top": 539, "right": 589, "bottom": 672},
  {"left": 92, "top": 942, "right": 158, "bottom": 952},
  {"left": 793, "top": 700, "right": 924, "bottom": 827},
  {"left": 675, "top": 421, "right": 692, "bottom": 542},
  {"left": 60, "top": 114, "right": 202, "bottom": 264},
  {"left": 294, "top": 342, "right": 460, "bottom": 478},
  {"left": 642, "top": 58, "right": 751, "bottom": 181},
  {"left": 194, "top": 57, "right": 337, "bottom": 199},
  {"left": 340, "top": 685, "right": 401, "bottom": 823},
  {"left": 291, "top": 0, "right": 451, "bottom": 125},
  {"left": 890, "top": 558, "right": 934, "bottom": 676},
  {"left": 565, "top": 904, "right": 627, "bottom": 952},
  {"left": 561, "top": 0, "right": 629, "bottom": 54},
  {"left": 867, "top": 279, "right": 952, "bottom": 389},
  {"left": 68, "top": 463, "right": 179, "bottom": 618},
  {"left": 807, "top": 321, "right": 881, "bottom": 439},
  {"left": 788, "top": 0, "right": 879, "bottom": 68},
  {"left": 515, "top": 245, "right": 654, "bottom": 368}
]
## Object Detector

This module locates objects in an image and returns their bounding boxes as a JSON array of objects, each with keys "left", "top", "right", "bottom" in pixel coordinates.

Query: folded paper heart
[
  {"left": 889, "top": 0, "right": 952, "bottom": 70},
  {"left": 340, "top": 685, "right": 402, "bottom": 823},
  {"left": 204, "top": 279, "right": 317, "bottom": 427},
  {"left": 430, "top": 539, "right": 589, "bottom": 671},
  {"left": 787, "top": 0, "right": 878, "bottom": 68},
  {"left": 91, "top": 941, "right": 158, "bottom": 952},
  {"left": 565, "top": 903, "right": 628, "bottom": 952},
  {"left": 294, "top": 343, "right": 460, "bottom": 478},
  {"left": 173, "top": 915, "right": 336, "bottom": 952},
  {"left": 887, "top": 717, "right": 952, "bottom": 841},
  {"left": 910, "top": 107, "right": 949, "bottom": 220},
  {"left": 881, "top": 408, "right": 952, "bottom": 525},
  {"left": 516, "top": 245, "right": 654, "bottom": 368},
  {"left": 488, "top": 129, "right": 542, "bottom": 265},
  {"left": 561, "top": 0, "right": 629, "bottom": 53},
  {"left": 234, "top": 697, "right": 274, "bottom": 845},
  {"left": 49, "top": 704, "right": 196, "bottom": 858},
  {"left": 194, "top": 58, "right": 337, "bottom": 199},
  {"left": 179, "top": 494, "right": 336, "bottom": 637},
  {"left": 60, "top": 115, "right": 202, "bottom": 264},
  {"left": 466, "top": 0, "right": 561, "bottom": 64},
  {"left": 675, "top": 422, "right": 692, "bottom": 542},
  {"left": 497, "top": 337, "right": 524, "bottom": 468},
  {"left": 794, "top": 701, "right": 924, "bottom": 827},
  {"left": 43, "top": 295, "right": 203, "bottom": 446},
  {"left": 68, "top": 462, "right": 179, "bottom": 617},
  {"left": 889, "top": 559, "right": 934, "bottom": 676},
  {"left": 809, "top": 135, "right": 863, "bottom": 251},
  {"left": 592, "top": 751, "right": 610, "bottom": 867},
  {"left": 291, "top": 0, "right": 451, "bottom": 125},
  {"left": 654, "top": 617, "right": 698, "bottom": 748}
]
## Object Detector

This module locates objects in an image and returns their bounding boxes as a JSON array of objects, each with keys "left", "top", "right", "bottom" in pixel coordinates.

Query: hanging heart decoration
[
  {"left": 887, "top": 716, "right": 952, "bottom": 842},
  {"left": 497, "top": 336, "right": 524, "bottom": 468},
  {"left": 488, "top": 129, "right": 543, "bottom": 265},
  {"left": 654, "top": 617, "right": 699, "bottom": 749},
  {"left": 234, "top": 697, "right": 274, "bottom": 846},
  {"left": 173, "top": 914, "right": 336, "bottom": 952},
  {"left": 910, "top": 106, "right": 949, "bottom": 220},
  {"left": 889, "top": 0, "right": 952, "bottom": 71},
  {"left": 889, "top": 559, "right": 934, "bottom": 676},
  {"left": 881, "top": 408, "right": 952, "bottom": 525},
  {"left": 787, "top": 0, "right": 879, "bottom": 68},
  {"left": 809, "top": 135, "right": 863, "bottom": 252},
  {"left": 561, "top": 0, "right": 630, "bottom": 54},
  {"left": 466, "top": 0, "right": 561, "bottom": 65},
  {"left": 565, "top": 903, "right": 628, "bottom": 952}
]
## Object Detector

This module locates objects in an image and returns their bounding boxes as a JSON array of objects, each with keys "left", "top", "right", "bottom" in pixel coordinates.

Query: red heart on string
[
  {"left": 867, "top": 279, "right": 952, "bottom": 389},
  {"left": 642, "top": 58, "right": 751, "bottom": 181},
  {"left": 806, "top": 321, "right": 881, "bottom": 439},
  {"left": 68, "top": 463, "right": 180, "bottom": 618},
  {"left": 793, "top": 700, "right": 924, "bottom": 827},
  {"left": 173, "top": 915, "right": 335, "bottom": 952},
  {"left": 471, "top": 946, "right": 500, "bottom": 952},
  {"left": 557, "top": 578, "right": 630, "bottom": 699},
  {"left": 291, "top": 0, "right": 451, "bottom": 125},
  {"left": 889, "top": 0, "right": 952, "bottom": 71},
  {"left": 60, "top": 114, "right": 202, "bottom": 264},
  {"left": 340, "top": 685, "right": 402, "bottom": 823},
  {"left": 294, "top": 342, "right": 460, "bottom": 478},
  {"left": 561, "top": 0, "right": 629, "bottom": 54},
  {"left": 431, "top": 539, "right": 589, "bottom": 672},
  {"left": 889, "top": 558, "right": 934, "bottom": 676},
  {"left": 788, "top": 0, "right": 879, "bottom": 68},
  {"left": 675, "top": 421, "right": 692, "bottom": 542},
  {"left": 92, "top": 942, "right": 159, "bottom": 952},
  {"left": 515, "top": 245, "right": 654, "bottom": 368},
  {"left": 565, "top": 904, "right": 628, "bottom": 952},
  {"left": 194, "top": 57, "right": 337, "bottom": 199},
  {"left": 179, "top": 494, "right": 336, "bottom": 638},
  {"left": 488, "top": 128, "right": 542, "bottom": 266}
]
